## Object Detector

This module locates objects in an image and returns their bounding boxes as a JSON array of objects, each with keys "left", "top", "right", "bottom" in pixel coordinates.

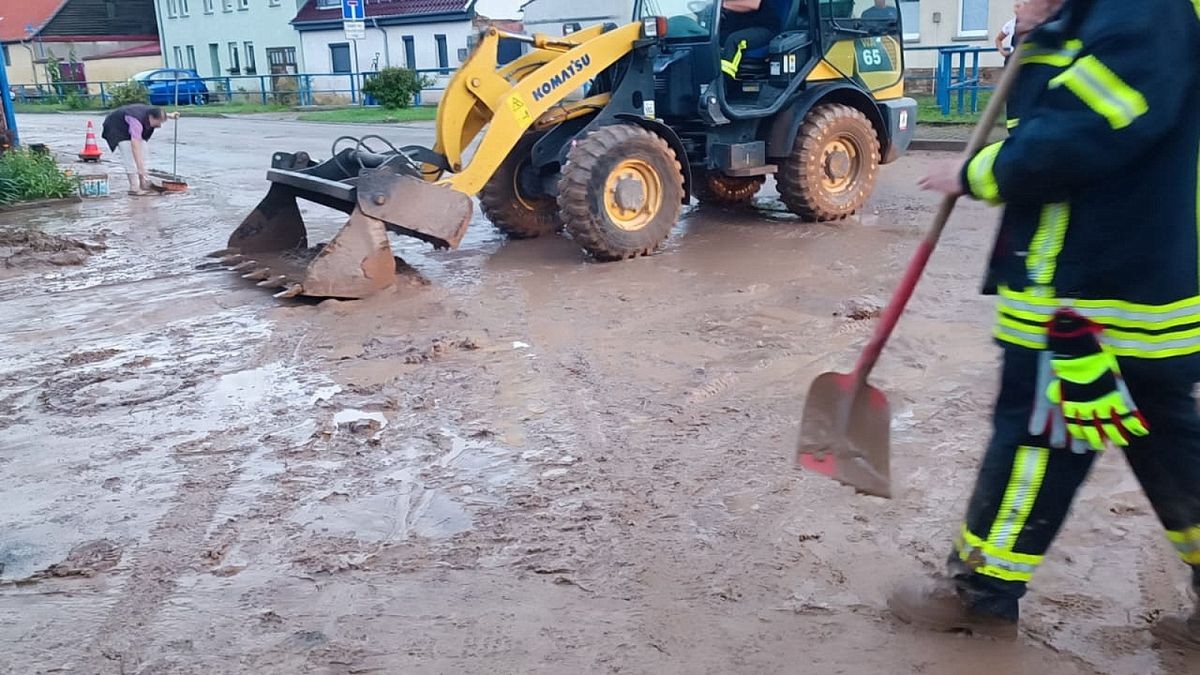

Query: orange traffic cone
[{"left": 78, "top": 120, "right": 102, "bottom": 162}]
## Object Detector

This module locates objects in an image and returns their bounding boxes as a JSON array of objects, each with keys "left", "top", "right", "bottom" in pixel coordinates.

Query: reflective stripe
[
  {"left": 988, "top": 445, "right": 1050, "bottom": 551},
  {"left": 1194, "top": 0, "right": 1200, "bottom": 20},
  {"left": 995, "top": 287, "right": 1200, "bottom": 358},
  {"left": 956, "top": 526, "right": 1042, "bottom": 583},
  {"left": 1020, "top": 38, "right": 1083, "bottom": 67},
  {"left": 1026, "top": 203, "right": 1069, "bottom": 285},
  {"left": 1006, "top": 118, "right": 1020, "bottom": 130},
  {"left": 1167, "top": 527, "right": 1200, "bottom": 564},
  {"left": 967, "top": 141, "right": 1004, "bottom": 203},
  {"left": 721, "top": 39, "right": 748, "bottom": 77},
  {"left": 1049, "top": 55, "right": 1149, "bottom": 130}
]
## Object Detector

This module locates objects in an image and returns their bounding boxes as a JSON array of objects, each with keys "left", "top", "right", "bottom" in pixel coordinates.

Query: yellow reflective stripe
[
  {"left": 1194, "top": 0, "right": 1200, "bottom": 21},
  {"left": 1167, "top": 527, "right": 1200, "bottom": 564},
  {"left": 1006, "top": 118, "right": 1020, "bottom": 129},
  {"left": 1019, "top": 38, "right": 1083, "bottom": 67},
  {"left": 722, "top": 39, "right": 748, "bottom": 77},
  {"left": 994, "top": 323, "right": 1045, "bottom": 351},
  {"left": 1027, "top": 203, "right": 1069, "bottom": 286},
  {"left": 956, "top": 526, "right": 1042, "bottom": 582},
  {"left": 967, "top": 141, "right": 1004, "bottom": 203},
  {"left": 988, "top": 446, "right": 1050, "bottom": 550},
  {"left": 1049, "top": 55, "right": 1149, "bottom": 130},
  {"left": 998, "top": 286, "right": 1200, "bottom": 330}
]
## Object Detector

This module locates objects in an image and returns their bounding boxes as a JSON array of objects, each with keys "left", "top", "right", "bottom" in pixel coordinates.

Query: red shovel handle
[{"left": 851, "top": 57, "right": 1025, "bottom": 384}]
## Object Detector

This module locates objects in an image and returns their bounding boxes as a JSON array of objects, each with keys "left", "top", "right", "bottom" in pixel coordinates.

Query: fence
[
  {"left": 906, "top": 45, "right": 994, "bottom": 117},
  {"left": 8, "top": 68, "right": 454, "bottom": 109}
]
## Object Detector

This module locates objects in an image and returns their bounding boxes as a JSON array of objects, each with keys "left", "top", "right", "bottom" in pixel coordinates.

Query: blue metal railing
[
  {"left": 8, "top": 68, "right": 454, "bottom": 110},
  {"left": 906, "top": 44, "right": 995, "bottom": 117}
]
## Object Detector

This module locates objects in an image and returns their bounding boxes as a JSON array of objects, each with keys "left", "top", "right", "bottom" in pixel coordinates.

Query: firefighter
[{"left": 890, "top": 0, "right": 1200, "bottom": 646}]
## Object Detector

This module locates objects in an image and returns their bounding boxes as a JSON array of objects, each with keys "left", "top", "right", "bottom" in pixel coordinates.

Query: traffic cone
[{"left": 78, "top": 121, "right": 102, "bottom": 162}]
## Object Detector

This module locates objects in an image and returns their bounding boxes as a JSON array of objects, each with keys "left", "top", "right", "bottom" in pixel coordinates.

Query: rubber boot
[
  {"left": 888, "top": 578, "right": 1019, "bottom": 640},
  {"left": 1152, "top": 606, "right": 1200, "bottom": 650}
]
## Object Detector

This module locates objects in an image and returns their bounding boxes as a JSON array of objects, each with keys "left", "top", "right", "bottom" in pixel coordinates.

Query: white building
[
  {"left": 154, "top": 0, "right": 307, "bottom": 86},
  {"left": 292, "top": 0, "right": 477, "bottom": 104}
]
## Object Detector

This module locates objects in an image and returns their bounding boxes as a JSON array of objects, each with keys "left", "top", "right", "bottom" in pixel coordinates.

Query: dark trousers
[{"left": 950, "top": 347, "right": 1200, "bottom": 620}]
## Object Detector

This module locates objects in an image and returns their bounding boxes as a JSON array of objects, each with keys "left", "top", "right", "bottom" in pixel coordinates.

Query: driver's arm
[{"left": 722, "top": 0, "right": 761, "bottom": 12}]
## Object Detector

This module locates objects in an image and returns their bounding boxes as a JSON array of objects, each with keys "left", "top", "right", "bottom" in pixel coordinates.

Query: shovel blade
[{"left": 796, "top": 371, "right": 892, "bottom": 498}]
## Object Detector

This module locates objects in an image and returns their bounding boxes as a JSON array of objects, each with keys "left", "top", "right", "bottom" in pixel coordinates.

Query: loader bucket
[{"left": 213, "top": 151, "right": 472, "bottom": 300}]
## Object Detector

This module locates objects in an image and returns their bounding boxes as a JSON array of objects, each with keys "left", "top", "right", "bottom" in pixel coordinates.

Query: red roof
[
  {"left": 292, "top": 0, "right": 474, "bottom": 25},
  {"left": 82, "top": 42, "right": 161, "bottom": 60},
  {"left": 0, "top": 0, "right": 69, "bottom": 42}
]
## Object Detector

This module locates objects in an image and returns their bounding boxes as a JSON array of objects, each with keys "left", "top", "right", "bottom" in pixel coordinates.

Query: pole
[
  {"left": 0, "top": 42, "right": 19, "bottom": 146},
  {"left": 352, "top": 41, "right": 359, "bottom": 104}
]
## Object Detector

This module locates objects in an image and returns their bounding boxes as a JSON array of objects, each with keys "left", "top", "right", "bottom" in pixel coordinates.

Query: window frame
[
  {"left": 402, "top": 35, "right": 416, "bottom": 69},
  {"left": 243, "top": 41, "right": 256, "bottom": 74},
  {"left": 329, "top": 42, "right": 352, "bottom": 74},
  {"left": 173, "top": 46, "right": 184, "bottom": 68},
  {"left": 238, "top": 0, "right": 249, "bottom": 10},
  {"left": 434, "top": 34, "right": 448, "bottom": 70},
  {"left": 228, "top": 41, "right": 241, "bottom": 73},
  {"left": 186, "top": 45, "right": 197, "bottom": 70},
  {"left": 166, "top": 0, "right": 179, "bottom": 18},
  {"left": 222, "top": 0, "right": 233, "bottom": 12},
  {"left": 957, "top": 0, "right": 990, "bottom": 38},
  {"left": 203, "top": 0, "right": 214, "bottom": 13}
]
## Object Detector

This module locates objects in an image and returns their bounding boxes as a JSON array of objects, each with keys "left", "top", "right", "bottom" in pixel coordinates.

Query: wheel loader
[{"left": 215, "top": 0, "right": 917, "bottom": 299}]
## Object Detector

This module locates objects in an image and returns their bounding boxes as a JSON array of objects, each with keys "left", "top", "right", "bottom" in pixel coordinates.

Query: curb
[{"left": 909, "top": 139, "right": 968, "bottom": 152}]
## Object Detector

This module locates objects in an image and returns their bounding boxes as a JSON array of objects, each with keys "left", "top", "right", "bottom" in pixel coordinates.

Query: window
[
  {"left": 244, "top": 42, "right": 256, "bottom": 73},
  {"left": 316, "top": 0, "right": 340, "bottom": 7},
  {"left": 166, "top": 0, "right": 178, "bottom": 18},
  {"left": 228, "top": 42, "right": 240, "bottom": 73},
  {"left": 222, "top": 0, "right": 233, "bottom": 11},
  {"left": 266, "top": 47, "right": 297, "bottom": 73},
  {"left": 203, "top": 0, "right": 214, "bottom": 12},
  {"left": 958, "top": 0, "right": 989, "bottom": 37},
  {"left": 105, "top": 0, "right": 117, "bottom": 18},
  {"left": 402, "top": 35, "right": 415, "bottom": 69},
  {"left": 173, "top": 46, "right": 184, "bottom": 67},
  {"left": 434, "top": 34, "right": 448, "bottom": 70},
  {"left": 330, "top": 43, "right": 352, "bottom": 74},
  {"left": 899, "top": 0, "right": 919, "bottom": 40},
  {"left": 269, "top": 0, "right": 280, "bottom": 6},
  {"left": 186, "top": 45, "right": 197, "bottom": 69},
  {"left": 209, "top": 43, "right": 221, "bottom": 75},
  {"left": 180, "top": 0, "right": 190, "bottom": 15},
  {"left": 1, "top": 45, "right": 9, "bottom": 66},
  {"left": 238, "top": 0, "right": 249, "bottom": 9}
]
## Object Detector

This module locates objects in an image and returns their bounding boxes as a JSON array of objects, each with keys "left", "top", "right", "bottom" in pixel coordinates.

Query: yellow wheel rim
[
  {"left": 512, "top": 162, "right": 539, "bottom": 211},
  {"left": 603, "top": 158, "right": 662, "bottom": 232},
  {"left": 820, "top": 136, "right": 861, "bottom": 194}
]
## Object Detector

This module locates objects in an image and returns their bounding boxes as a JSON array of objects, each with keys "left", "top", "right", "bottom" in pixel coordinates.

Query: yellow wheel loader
[{"left": 215, "top": 0, "right": 917, "bottom": 299}]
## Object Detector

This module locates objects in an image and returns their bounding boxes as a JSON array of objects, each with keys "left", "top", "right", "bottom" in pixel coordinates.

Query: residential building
[
  {"left": 154, "top": 0, "right": 307, "bottom": 93},
  {"left": 2, "top": 0, "right": 160, "bottom": 88},
  {"left": 900, "top": 0, "right": 1011, "bottom": 69},
  {"left": 291, "top": 0, "right": 476, "bottom": 104}
]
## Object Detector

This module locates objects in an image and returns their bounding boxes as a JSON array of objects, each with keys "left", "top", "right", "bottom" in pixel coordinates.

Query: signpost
[{"left": 342, "top": 0, "right": 365, "bottom": 40}]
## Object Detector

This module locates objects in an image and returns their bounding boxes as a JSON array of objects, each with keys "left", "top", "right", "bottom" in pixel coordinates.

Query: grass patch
[
  {"left": 914, "top": 93, "right": 993, "bottom": 125},
  {"left": 296, "top": 106, "right": 438, "bottom": 124},
  {"left": 0, "top": 149, "right": 77, "bottom": 205},
  {"left": 181, "top": 102, "right": 290, "bottom": 117}
]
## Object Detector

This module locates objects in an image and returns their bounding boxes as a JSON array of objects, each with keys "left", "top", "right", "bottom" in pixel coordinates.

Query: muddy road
[{"left": 0, "top": 114, "right": 1194, "bottom": 674}]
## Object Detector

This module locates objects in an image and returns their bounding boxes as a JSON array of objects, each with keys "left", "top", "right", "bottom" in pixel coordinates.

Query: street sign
[
  {"left": 343, "top": 19, "right": 366, "bottom": 40},
  {"left": 341, "top": 0, "right": 364, "bottom": 21}
]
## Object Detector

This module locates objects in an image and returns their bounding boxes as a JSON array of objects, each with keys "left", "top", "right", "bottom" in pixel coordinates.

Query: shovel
[{"left": 795, "top": 57, "right": 1025, "bottom": 499}]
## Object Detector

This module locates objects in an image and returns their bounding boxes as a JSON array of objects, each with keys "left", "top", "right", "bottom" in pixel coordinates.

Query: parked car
[{"left": 131, "top": 69, "right": 209, "bottom": 106}]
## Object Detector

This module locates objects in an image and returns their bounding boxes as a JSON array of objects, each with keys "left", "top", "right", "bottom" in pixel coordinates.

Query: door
[
  {"left": 266, "top": 47, "right": 299, "bottom": 104},
  {"left": 208, "top": 43, "right": 221, "bottom": 77}
]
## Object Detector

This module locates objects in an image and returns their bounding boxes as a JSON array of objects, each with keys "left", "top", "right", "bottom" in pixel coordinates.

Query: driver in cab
[{"left": 719, "top": 0, "right": 790, "bottom": 78}]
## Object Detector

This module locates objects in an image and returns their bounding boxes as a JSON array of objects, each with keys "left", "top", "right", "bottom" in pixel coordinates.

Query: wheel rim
[
  {"left": 820, "top": 135, "right": 862, "bottom": 194},
  {"left": 604, "top": 159, "right": 662, "bottom": 232},
  {"left": 512, "top": 162, "right": 540, "bottom": 212}
]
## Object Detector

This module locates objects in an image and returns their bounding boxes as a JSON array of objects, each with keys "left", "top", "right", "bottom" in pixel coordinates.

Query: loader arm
[{"left": 433, "top": 22, "right": 645, "bottom": 196}]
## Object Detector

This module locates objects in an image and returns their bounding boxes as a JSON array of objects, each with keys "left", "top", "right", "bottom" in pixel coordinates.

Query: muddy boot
[
  {"left": 888, "top": 578, "right": 1019, "bottom": 640},
  {"left": 1152, "top": 607, "right": 1200, "bottom": 650}
]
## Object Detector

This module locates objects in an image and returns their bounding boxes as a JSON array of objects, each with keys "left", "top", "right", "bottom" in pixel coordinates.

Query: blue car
[{"left": 131, "top": 68, "right": 209, "bottom": 106}]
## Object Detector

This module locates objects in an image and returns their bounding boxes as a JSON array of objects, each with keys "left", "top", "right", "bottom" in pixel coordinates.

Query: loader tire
[
  {"left": 777, "top": 103, "right": 880, "bottom": 221},
  {"left": 557, "top": 124, "right": 685, "bottom": 261},
  {"left": 693, "top": 173, "right": 765, "bottom": 206},
  {"left": 480, "top": 133, "right": 562, "bottom": 239}
]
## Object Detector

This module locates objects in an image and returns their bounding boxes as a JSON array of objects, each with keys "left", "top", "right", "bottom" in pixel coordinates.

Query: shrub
[
  {"left": 361, "top": 68, "right": 433, "bottom": 109},
  {"left": 63, "top": 89, "right": 96, "bottom": 110},
  {"left": 108, "top": 81, "right": 150, "bottom": 107},
  {"left": 0, "top": 150, "right": 77, "bottom": 205}
]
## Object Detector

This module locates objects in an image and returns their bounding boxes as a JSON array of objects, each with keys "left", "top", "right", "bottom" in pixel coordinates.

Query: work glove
[
  {"left": 1029, "top": 350, "right": 1087, "bottom": 452},
  {"left": 1044, "top": 309, "right": 1149, "bottom": 451}
]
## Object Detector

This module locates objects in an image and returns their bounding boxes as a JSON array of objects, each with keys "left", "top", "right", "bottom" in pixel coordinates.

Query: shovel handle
[{"left": 852, "top": 56, "right": 1025, "bottom": 382}]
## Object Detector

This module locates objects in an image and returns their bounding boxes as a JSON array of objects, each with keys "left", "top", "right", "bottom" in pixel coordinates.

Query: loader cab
[{"left": 637, "top": 0, "right": 904, "bottom": 119}]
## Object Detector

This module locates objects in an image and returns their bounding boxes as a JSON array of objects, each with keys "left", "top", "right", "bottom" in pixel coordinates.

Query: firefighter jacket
[{"left": 961, "top": 0, "right": 1200, "bottom": 360}]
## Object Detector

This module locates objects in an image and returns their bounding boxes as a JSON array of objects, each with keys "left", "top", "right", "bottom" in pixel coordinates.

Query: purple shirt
[{"left": 125, "top": 115, "right": 143, "bottom": 140}]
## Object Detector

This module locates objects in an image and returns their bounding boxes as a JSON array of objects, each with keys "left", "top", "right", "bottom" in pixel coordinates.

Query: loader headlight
[{"left": 642, "top": 16, "right": 667, "bottom": 38}]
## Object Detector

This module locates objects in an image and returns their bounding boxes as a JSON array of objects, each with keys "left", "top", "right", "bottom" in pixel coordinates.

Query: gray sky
[{"left": 476, "top": 0, "right": 526, "bottom": 19}]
